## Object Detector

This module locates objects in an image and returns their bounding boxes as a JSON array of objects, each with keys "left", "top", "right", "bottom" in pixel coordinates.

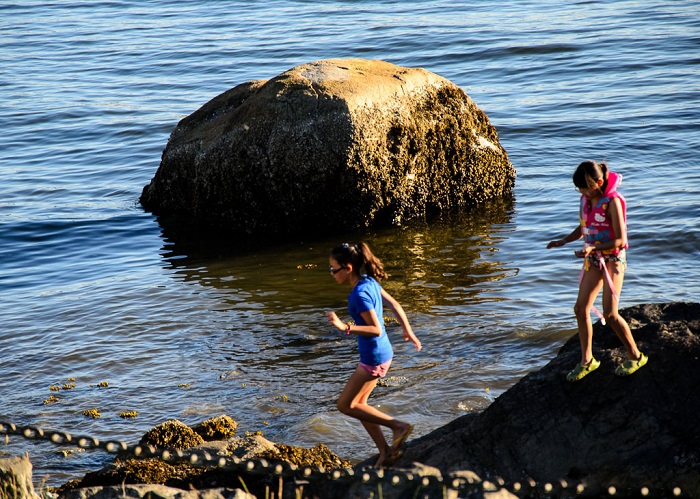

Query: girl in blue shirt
[{"left": 326, "top": 242, "right": 422, "bottom": 467}]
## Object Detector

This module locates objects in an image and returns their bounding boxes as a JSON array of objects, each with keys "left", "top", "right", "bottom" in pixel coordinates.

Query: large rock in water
[
  {"left": 397, "top": 302, "right": 700, "bottom": 497},
  {"left": 139, "top": 59, "right": 514, "bottom": 237}
]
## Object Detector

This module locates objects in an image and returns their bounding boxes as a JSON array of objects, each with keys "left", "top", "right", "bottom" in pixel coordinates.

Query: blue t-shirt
[{"left": 348, "top": 276, "right": 393, "bottom": 365}]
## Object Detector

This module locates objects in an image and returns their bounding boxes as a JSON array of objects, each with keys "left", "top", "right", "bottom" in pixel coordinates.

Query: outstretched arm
[
  {"left": 546, "top": 226, "right": 582, "bottom": 249},
  {"left": 381, "top": 288, "right": 422, "bottom": 351}
]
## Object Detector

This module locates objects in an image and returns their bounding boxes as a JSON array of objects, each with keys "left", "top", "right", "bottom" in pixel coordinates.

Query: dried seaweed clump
[
  {"left": 138, "top": 419, "right": 204, "bottom": 450},
  {"left": 113, "top": 458, "right": 195, "bottom": 484},
  {"left": 59, "top": 457, "right": 202, "bottom": 495},
  {"left": 259, "top": 443, "right": 353, "bottom": 470},
  {"left": 192, "top": 414, "right": 238, "bottom": 441}
]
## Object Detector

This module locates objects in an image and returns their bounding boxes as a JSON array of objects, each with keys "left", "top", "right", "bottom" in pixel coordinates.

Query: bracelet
[{"left": 346, "top": 323, "right": 352, "bottom": 335}]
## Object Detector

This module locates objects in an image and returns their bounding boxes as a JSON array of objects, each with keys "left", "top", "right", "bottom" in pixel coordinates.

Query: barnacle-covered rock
[
  {"left": 140, "top": 58, "right": 515, "bottom": 238},
  {"left": 138, "top": 420, "right": 204, "bottom": 450},
  {"left": 259, "top": 443, "right": 352, "bottom": 470},
  {"left": 191, "top": 414, "right": 237, "bottom": 441}
]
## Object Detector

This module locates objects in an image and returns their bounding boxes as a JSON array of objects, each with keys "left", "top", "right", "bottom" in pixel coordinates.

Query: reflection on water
[
  {"left": 0, "top": 196, "right": 575, "bottom": 482},
  {"left": 161, "top": 197, "right": 517, "bottom": 316},
  {"left": 142, "top": 197, "right": 546, "bottom": 463}
]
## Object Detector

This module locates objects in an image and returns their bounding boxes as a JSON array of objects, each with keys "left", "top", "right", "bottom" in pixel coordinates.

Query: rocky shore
[{"left": 3, "top": 302, "right": 698, "bottom": 498}]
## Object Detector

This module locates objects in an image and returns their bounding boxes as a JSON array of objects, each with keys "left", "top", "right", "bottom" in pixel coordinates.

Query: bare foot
[
  {"left": 373, "top": 445, "right": 392, "bottom": 467},
  {"left": 383, "top": 448, "right": 403, "bottom": 467}
]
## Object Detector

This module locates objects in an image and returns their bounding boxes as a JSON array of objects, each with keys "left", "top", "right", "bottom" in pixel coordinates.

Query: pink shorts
[{"left": 359, "top": 359, "right": 392, "bottom": 378}]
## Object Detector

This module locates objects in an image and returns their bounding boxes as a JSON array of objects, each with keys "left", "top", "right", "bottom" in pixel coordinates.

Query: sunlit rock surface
[
  {"left": 140, "top": 58, "right": 514, "bottom": 237},
  {"left": 0, "top": 454, "right": 39, "bottom": 499}
]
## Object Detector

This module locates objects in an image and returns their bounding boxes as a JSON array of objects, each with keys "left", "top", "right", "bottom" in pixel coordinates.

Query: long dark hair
[
  {"left": 331, "top": 242, "right": 388, "bottom": 281},
  {"left": 573, "top": 160, "right": 609, "bottom": 191}
]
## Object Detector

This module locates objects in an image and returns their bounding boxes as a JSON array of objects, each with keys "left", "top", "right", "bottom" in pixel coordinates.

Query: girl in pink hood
[{"left": 547, "top": 160, "right": 647, "bottom": 382}]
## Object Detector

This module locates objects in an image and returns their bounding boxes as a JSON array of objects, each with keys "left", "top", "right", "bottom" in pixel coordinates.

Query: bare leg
[
  {"left": 359, "top": 421, "right": 390, "bottom": 466},
  {"left": 602, "top": 260, "right": 641, "bottom": 360},
  {"left": 337, "top": 365, "right": 412, "bottom": 465},
  {"left": 574, "top": 266, "right": 604, "bottom": 365}
]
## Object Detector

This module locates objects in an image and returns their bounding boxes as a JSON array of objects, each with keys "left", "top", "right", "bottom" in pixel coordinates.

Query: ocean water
[{"left": 1, "top": 0, "right": 698, "bottom": 487}]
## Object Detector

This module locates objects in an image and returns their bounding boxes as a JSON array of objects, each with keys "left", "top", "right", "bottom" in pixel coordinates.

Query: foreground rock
[
  {"left": 57, "top": 418, "right": 352, "bottom": 499},
  {"left": 140, "top": 58, "right": 514, "bottom": 238},
  {"left": 397, "top": 302, "right": 700, "bottom": 497},
  {"left": 61, "top": 484, "right": 253, "bottom": 499},
  {"left": 1, "top": 454, "right": 39, "bottom": 499}
]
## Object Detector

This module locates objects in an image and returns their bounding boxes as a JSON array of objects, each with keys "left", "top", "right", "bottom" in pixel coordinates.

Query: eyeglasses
[{"left": 329, "top": 265, "right": 345, "bottom": 275}]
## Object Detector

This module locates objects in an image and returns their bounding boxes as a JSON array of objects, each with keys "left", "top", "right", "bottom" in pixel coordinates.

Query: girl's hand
[
  {"left": 403, "top": 329, "right": 422, "bottom": 351},
  {"left": 546, "top": 239, "right": 566, "bottom": 249},
  {"left": 325, "top": 311, "right": 346, "bottom": 332},
  {"left": 574, "top": 246, "right": 594, "bottom": 258}
]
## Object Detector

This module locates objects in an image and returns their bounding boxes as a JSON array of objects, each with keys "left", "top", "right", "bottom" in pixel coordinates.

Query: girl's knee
[
  {"left": 336, "top": 398, "right": 352, "bottom": 414},
  {"left": 604, "top": 311, "right": 630, "bottom": 332},
  {"left": 603, "top": 310, "right": 627, "bottom": 327}
]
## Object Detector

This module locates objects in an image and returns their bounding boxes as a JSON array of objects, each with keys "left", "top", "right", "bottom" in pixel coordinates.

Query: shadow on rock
[{"left": 396, "top": 302, "right": 700, "bottom": 497}]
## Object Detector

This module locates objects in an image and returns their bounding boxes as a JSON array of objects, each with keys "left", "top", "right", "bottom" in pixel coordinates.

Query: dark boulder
[
  {"left": 397, "top": 302, "right": 700, "bottom": 497},
  {"left": 139, "top": 58, "right": 514, "bottom": 238}
]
